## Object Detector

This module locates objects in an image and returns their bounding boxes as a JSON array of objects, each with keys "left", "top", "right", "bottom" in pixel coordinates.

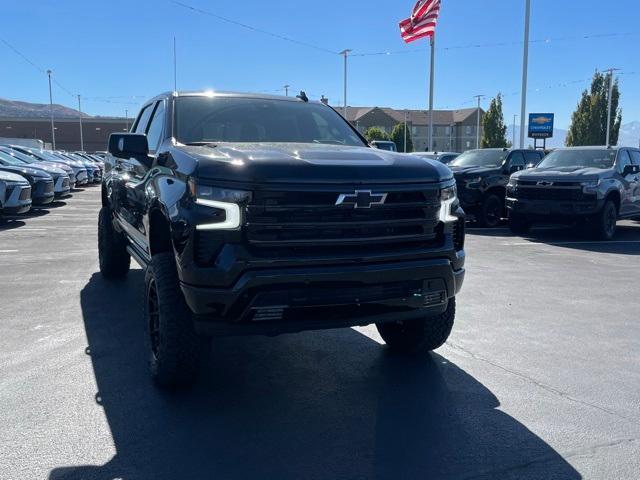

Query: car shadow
[
  {"left": 0, "top": 218, "right": 26, "bottom": 231},
  {"left": 49, "top": 272, "right": 581, "bottom": 480}
]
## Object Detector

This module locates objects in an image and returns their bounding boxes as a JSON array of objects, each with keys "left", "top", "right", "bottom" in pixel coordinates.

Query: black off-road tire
[
  {"left": 509, "top": 213, "right": 531, "bottom": 235},
  {"left": 144, "top": 252, "right": 204, "bottom": 389},
  {"left": 477, "top": 194, "right": 504, "bottom": 228},
  {"left": 376, "top": 298, "right": 456, "bottom": 353},
  {"left": 98, "top": 206, "right": 130, "bottom": 278},
  {"left": 591, "top": 200, "right": 617, "bottom": 240}
]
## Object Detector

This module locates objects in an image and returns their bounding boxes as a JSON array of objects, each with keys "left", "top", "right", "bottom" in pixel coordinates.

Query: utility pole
[
  {"left": 474, "top": 95, "right": 484, "bottom": 149},
  {"left": 519, "top": 0, "right": 531, "bottom": 148},
  {"left": 173, "top": 36, "right": 177, "bottom": 92},
  {"left": 512, "top": 114, "right": 518, "bottom": 147},
  {"left": 404, "top": 110, "right": 408, "bottom": 152},
  {"left": 605, "top": 68, "right": 620, "bottom": 146},
  {"left": 125, "top": 109, "right": 129, "bottom": 131},
  {"left": 283, "top": 84, "right": 290, "bottom": 97},
  {"left": 428, "top": 36, "right": 435, "bottom": 151},
  {"left": 47, "top": 70, "right": 56, "bottom": 150},
  {"left": 339, "top": 49, "right": 352, "bottom": 118},
  {"left": 77, "top": 94, "right": 84, "bottom": 151}
]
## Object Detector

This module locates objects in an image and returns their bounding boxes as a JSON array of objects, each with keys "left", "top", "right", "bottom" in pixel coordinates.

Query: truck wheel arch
[{"left": 605, "top": 190, "right": 621, "bottom": 213}]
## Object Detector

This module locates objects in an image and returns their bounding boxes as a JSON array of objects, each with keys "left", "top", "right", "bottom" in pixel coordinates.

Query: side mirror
[
  {"left": 108, "top": 133, "right": 152, "bottom": 167},
  {"left": 508, "top": 164, "right": 522, "bottom": 174},
  {"left": 622, "top": 164, "right": 639, "bottom": 176}
]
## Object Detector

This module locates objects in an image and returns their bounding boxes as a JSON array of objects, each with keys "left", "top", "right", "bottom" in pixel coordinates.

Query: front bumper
[
  {"left": 506, "top": 197, "right": 604, "bottom": 220},
  {"left": 54, "top": 175, "right": 71, "bottom": 197},
  {"left": 2, "top": 184, "right": 32, "bottom": 214},
  {"left": 183, "top": 258, "right": 465, "bottom": 336},
  {"left": 32, "top": 179, "right": 55, "bottom": 205}
]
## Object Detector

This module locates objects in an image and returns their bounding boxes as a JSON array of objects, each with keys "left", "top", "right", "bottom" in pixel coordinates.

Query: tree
[
  {"left": 363, "top": 127, "right": 390, "bottom": 143},
  {"left": 390, "top": 123, "right": 413, "bottom": 152},
  {"left": 566, "top": 71, "right": 622, "bottom": 146},
  {"left": 481, "top": 94, "right": 509, "bottom": 148}
]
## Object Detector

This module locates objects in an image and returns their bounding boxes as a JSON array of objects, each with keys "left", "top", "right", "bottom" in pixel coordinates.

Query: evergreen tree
[
  {"left": 363, "top": 127, "right": 390, "bottom": 143},
  {"left": 390, "top": 123, "right": 413, "bottom": 152},
  {"left": 566, "top": 71, "right": 622, "bottom": 146},
  {"left": 481, "top": 94, "right": 509, "bottom": 148}
]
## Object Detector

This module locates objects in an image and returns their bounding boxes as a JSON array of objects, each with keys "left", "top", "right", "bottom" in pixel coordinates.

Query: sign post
[{"left": 528, "top": 113, "right": 554, "bottom": 150}]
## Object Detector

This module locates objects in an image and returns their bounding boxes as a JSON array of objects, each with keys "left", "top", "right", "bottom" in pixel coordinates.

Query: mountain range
[{"left": 0, "top": 98, "right": 90, "bottom": 119}]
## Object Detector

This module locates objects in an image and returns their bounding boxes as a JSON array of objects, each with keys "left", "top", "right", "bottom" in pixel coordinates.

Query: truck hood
[
  {"left": 181, "top": 143, "right": 453, "bottom": 184},
  {"left": 448, "top": 165, "right": 501, "bottom": 178},
  {"left": 513, "top": 166, "right": 607, "bottom": 183}
]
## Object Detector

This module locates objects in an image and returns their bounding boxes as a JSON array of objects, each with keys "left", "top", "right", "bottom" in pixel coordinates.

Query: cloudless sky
[{"left": 1, "top": 0, "right": 638, "bottom": 128}]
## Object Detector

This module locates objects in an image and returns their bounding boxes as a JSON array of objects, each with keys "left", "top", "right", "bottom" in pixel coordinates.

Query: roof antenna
[{"left": 296, "top": 91, "right": 309, "bottom": 102}]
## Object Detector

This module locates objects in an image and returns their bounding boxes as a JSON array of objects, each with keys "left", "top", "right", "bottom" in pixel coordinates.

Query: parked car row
[
  {"left": 0, "top": 146, "right": 105, "bottom": 217},
  {"left": 441, "top": 146, "right": 640, "bottom": 239}
]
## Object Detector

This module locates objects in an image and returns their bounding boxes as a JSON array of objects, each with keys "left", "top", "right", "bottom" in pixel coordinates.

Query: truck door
[
  {"left": 628, "top": 150, "right": 640, "bottom": 215},
  {"left": 112, "top": 101, "right": 156, "bottom": 251},
  {"left": 616, "top": 149, "right": 637, "bottom": 216}
]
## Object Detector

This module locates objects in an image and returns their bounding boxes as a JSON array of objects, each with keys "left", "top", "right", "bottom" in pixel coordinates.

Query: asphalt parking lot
[{"left": 1, "top": 187, "right": 639, "bottom": 480}]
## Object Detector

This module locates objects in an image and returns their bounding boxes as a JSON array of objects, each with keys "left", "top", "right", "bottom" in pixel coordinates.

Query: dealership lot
[{"left": 1, "top": 187, "right": 639, "bottom": 480}]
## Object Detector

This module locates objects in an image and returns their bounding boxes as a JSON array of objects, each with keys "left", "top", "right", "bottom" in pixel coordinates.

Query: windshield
[
  {"left": 537, "top": 149, "right": 616, "bottom": 169},
  {"left": 0, "top": 148, "right": 35, "bottom": 164},
  {"left": 449, "top": 150, "right": 507, "bottom": 168},
  {"left": 0, "top": 150, "right": 27, "bottom": 166},
  {"left": 175, "top": 96, "right": 365, "bottom": 146}
]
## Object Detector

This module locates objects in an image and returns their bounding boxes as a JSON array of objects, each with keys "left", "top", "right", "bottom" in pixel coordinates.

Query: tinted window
[
  {"left": 629, "top": 150, "right": 640, "bottom": 165},
  {"left": 174, "top": 96, "right": 365, "bottom": 146},
  {"left": 510, "top": 152, "right": 526, "bottom": 167},
  {"left": 524, "top": 150, "right": 542, "bottom": 165},
  {"left": 146, "top": 101, "right": 166, "bottom": 153},
  {"left": 134, "top": 103, "right": 156, "bottom": 134},
  {"left": 449, "top": 150, "right": 508, "bottom": 168},
  {"left": 617, "top": 150, "right": 633, "bottom": 173},
  {"left": 537, "top": 149, "right": 616, "bottom": 169}
]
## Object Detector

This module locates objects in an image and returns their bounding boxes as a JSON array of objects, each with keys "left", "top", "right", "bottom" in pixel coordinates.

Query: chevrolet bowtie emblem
[{"left": 335, "top": 190, "right": 388, "bottom": 209}]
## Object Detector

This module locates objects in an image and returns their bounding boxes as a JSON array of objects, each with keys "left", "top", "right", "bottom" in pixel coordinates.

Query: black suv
[
  {"left": 448, "top": 148, "right": 545, "bottom": 227},
  {"left": 506, "top": 146, "right": 640, "bottom": 239},
  {"left": 99, "top": 91, "right": 466, "bottom": 387}
]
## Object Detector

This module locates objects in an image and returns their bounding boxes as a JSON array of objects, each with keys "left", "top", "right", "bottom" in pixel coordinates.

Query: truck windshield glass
[
  {"left": 537, "top": 149, "right": 616, "bottom": 169},
  {"left": 175, "top": 96, "right": 365, "bottom": 146},
  {"left": 449, "top": 150, "right": 507, "bottom": 168}
]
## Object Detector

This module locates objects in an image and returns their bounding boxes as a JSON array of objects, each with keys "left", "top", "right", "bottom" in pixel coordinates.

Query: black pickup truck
[
  {"left": 99, "top": 91, "right": 466, "bottom": 387},
  {"left": 448, "top": 148, "right": 545, "bottom": 227},
  {"left": 506, "top": 146, "right": 640, "bottom": 239}
]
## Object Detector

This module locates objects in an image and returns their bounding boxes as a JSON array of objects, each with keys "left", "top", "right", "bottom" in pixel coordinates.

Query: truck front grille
[
  {"left": 245, "top": 186, "right": 444, "bottom": 255},
  {"left": 510, "top": 185, "right": 585, "bottom": 201}
]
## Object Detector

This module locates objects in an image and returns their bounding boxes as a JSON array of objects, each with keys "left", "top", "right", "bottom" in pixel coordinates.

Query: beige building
[{"left": 340, "top": 106, "right": 485, "bottom": 152}]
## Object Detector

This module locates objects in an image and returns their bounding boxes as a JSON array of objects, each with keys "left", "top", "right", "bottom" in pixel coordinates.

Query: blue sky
[{"left": 1, "top": 0, "right": 638, "bottom": 128}]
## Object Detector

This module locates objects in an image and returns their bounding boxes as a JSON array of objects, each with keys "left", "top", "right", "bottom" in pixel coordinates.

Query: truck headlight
[
  {"left": 189, "top": 180, "right": 250, "bottom": 230},
  {"left": 439, "top": 183, "right": 458, "bottom": 223},
  {"left": 581, "top": 180, "right": 600, "bottom": 188}
]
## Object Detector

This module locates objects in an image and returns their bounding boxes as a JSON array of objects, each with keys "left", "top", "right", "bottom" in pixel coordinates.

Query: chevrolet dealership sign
[{"left": 528, "top": 113, "right": 554, "bottom": 139}]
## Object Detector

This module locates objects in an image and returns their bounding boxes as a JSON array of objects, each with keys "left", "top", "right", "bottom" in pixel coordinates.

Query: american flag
[{"left": 399, "top": 0, "right": 441, "bottom": 44}]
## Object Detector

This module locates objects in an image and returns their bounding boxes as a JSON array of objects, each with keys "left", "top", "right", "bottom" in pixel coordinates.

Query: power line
[{"left": 170, "top": 0, "right": 338, "bottom": 54}]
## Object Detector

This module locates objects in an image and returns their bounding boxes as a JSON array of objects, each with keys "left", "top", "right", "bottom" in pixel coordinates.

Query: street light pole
[
  {"left": 519, "top": 0, "right": 531, "bottom": 148},
  {"left": 77, "top": 94, "right": 84, "bottom": 151},
  {"left": 47, "top": 69, "right": 56, "bottom": 150},
  {"left": 605, "top": 68, "right": 620, "bottom": 146},
  {"left": 512, "top": 114, "right": 518, "bottom": 147},
  {"left": 125, "top": 109, "right": 129, "bottom": 131},
  {"left": 474, "top": 95, "right": 484, "bottom": 149},
  {"left": 339, "top": 49, "right": 352, "bottom": 118},
  {"left": 284, "top": 84, "right": 290, "bottom": 97}
]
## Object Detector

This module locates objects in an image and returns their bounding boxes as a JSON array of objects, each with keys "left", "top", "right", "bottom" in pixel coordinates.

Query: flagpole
[{"left": 428, "top": 34, "right": 435, "bottom": 151}]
